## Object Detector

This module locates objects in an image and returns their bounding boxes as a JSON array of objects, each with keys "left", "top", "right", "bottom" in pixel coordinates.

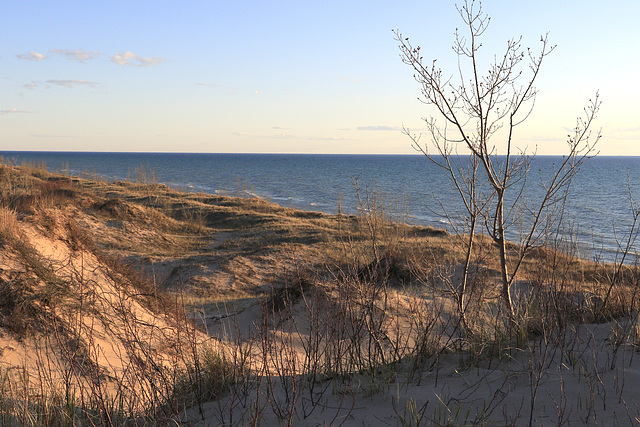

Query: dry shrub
[
  {"left": 92, "top": 198, "right": 133, "bottom": 219},
  {"left": 266, "top": 269, "right": 313, "bottom": 312},
  {"left": 0, "top": 276, "right": 44, "bottom": 335},
  {"left": 0, "top": 208, "right": 20, "bottom": 244}
]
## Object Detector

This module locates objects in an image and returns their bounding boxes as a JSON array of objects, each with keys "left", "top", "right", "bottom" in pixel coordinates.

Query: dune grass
[{"left": 1, "top": 161, "right": 639, "bottom": 425}]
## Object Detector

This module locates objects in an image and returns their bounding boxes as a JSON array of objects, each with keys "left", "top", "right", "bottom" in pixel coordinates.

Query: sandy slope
[
  {"left": 0, "top": 204, "right": 209, "bottom": 403},
  {"left": 188, "top": 300, "right": 640, "bottom": 426}
]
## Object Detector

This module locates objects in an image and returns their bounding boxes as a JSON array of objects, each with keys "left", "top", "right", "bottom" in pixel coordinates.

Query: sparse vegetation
[
  {"left": 396, "top": 0, "right": 600, "bottom": 324},
  {"left": 1, "top": 153, "right": 640, "bottom": 425}
]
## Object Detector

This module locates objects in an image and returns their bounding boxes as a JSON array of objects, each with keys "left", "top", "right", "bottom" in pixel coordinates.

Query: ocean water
[{"left": 2, "top": 151, "right": 639, "bottom": 262}]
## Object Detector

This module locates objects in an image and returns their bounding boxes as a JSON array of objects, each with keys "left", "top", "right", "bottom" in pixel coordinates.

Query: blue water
[{"left": 2, "top": 151, "right": 639, "bottom": 262}]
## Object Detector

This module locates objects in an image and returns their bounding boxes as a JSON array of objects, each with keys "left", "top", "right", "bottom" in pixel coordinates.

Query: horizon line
[{"left": 1, "top": 150, "right": 638, "bottom": 158}]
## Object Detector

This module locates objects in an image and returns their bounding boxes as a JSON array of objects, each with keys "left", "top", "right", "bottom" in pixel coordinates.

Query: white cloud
[
  {"left": 50, "top": 48, "right": 99, "bottom": 62},
  {"left": 357, "top": 125, "right": 401, "bottom": 131},
  {"left": 232, "top": 131, "right": 299, "bottom": 140},
  {"left": 268, "top": 134, "right": 297, "bottom": 140},
  {"left": 17, "top": 51, "right": 45, "bottom": 61},
  {"left": 605, "top": 125, "right": 640, "bottom": 135},
  {"left": 111, "top": 51, "right": 165, "bottom": 66},
  {"left": 23, "top": 82, "right": 38, "bottom": 89},
  {"left": 0, "top": 108, "right": 28, "bottom": 114},
  {"left": 46, "top": 79, "right": 99, "bottom": 88},
  {"left": 195, "top": 82, "right": 221, "bottom": 87},
  {"left": 309, "top": 136, "right": 353, "bottom": 141},
  {"left": 341, "top": 77, "right": 361, "bottom": 82},
  {"left": 522, "top": 135, "right": 563, "bottom": 142},
  {"left": 30, "top": 133, "right": 76, "bottom": 138},
  {"left": 272, "top": 126, "right": 290, "bottom": 130}
]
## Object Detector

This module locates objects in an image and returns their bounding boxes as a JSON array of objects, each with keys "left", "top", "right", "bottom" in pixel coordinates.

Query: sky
[{"left": 1, "top": 0, "right": 638, "bottom": 155}]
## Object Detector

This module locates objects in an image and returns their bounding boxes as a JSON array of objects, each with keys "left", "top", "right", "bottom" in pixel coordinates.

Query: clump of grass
[
  {"left": 171, "top": 345, "right": 248, "bottom": 415},
  {"left": 266, "top": 269, "right": 313, "bottom": 312},
  {"left": 0, "top": 276, "right": 44, "bottom": 335}
]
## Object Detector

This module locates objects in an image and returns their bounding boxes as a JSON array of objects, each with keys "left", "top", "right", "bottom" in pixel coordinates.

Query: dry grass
[{"left": 1, "top": 161, "right": 640, "bottom": 425}]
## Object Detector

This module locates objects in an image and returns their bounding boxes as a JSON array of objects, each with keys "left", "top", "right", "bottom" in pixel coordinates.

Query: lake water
[{"left": 2, "top": 151, "right": 639, "bottom": 262}]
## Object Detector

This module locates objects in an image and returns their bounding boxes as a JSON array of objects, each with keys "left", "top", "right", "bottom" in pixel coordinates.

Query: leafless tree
[{"left": 396, "top": 0, "right": 600, "bottom": 320}]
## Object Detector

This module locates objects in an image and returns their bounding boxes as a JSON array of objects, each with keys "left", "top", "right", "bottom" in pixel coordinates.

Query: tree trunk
[
  {"left": 496, "top": 195, "right": 515, "bottom": 318},
  {"left": 459, "top": 217, "right": 476, "bottom": 330}
]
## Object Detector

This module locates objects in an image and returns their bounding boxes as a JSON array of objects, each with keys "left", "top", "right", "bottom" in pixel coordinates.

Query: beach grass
[{"left": 1, "top": 161, "right": 640, "bottom": 425}]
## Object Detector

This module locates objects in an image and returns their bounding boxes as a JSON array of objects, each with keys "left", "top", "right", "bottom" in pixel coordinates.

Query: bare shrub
[{"left": 396, "top": 0, "right": 600, "bottom": 322}]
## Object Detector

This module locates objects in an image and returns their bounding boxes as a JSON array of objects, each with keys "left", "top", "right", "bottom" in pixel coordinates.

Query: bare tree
[{"left": 396, "top": 0, "right": 600, "bottom": 319}]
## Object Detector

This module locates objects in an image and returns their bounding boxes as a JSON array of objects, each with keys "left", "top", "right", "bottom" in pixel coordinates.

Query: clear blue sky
[{"left": 1, "top": 0, "right": 638, "bottom": 154}]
